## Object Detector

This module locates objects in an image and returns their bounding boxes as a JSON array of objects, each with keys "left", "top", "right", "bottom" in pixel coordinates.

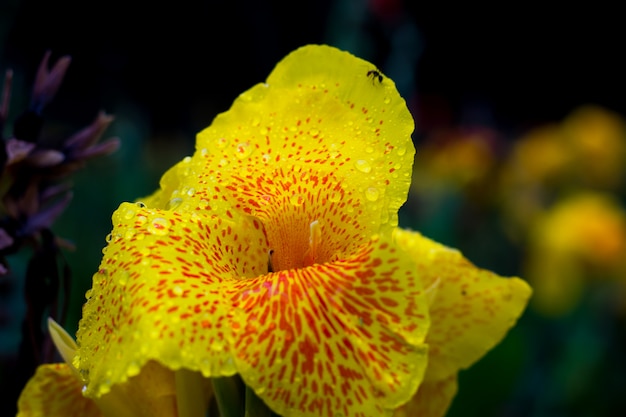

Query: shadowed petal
[
  {"left": 392, "top": 374, "right": 458, "bottom": 417},
  {"left": 394, "top": 229, "right": 532, "bottom": 382},
  {"left": 17, "top": 364, "right": 102, "bottom": 417}
]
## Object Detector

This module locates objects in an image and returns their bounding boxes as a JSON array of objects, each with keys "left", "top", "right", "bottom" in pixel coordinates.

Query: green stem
[
  {"left": 244, "top": 385, "right": 279, "bottom": 417},
  {"left": 175, "top": 369, "right": 211, "bottom": 417},
  {"left": 212, "top": 376, "right": 245, "bottom": 417}
]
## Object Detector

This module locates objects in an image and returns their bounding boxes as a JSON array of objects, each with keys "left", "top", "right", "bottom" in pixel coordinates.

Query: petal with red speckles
[
  {"left": 229, "top": 233, "right": 429, "bottom": 417},
  {"left": 75, "top": 45, "right": 428, "bottom": 417},
  {"left": 392, "top": 374, "right": 458, "bottom": 417},
  {"left": 76, "top": 202, "right": 429, "bottom": 417},
  {"left": 393, "top": 229, "right": 532, "bottom": 382},
  {"left": 75, "top": 203, "right": 269, "bottom": 397},
  {"left": 17, "top": 364, "right": 102, "bottom": 417}
]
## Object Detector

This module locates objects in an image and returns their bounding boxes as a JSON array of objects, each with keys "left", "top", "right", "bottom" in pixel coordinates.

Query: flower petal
[
  {"left": 229, "top": 233, "right": 429, "bottom": 417},
  {"left": 148, "top": 45, "right": 415, "bottom": 267},
  {"left": 76, "top": 202, "right": 429, "bottom": 417},
  {"left": 394, "top": 229, "right": 532, "bottom": 381},
  {"left": 392, "top": 374, "right": 458, "bottom": 417},
  {"left": 75, "top": 202, "right": 269, "bottom": 396},
  {"left": 17, "top": 363, "right": 102, "bottom": 417}
]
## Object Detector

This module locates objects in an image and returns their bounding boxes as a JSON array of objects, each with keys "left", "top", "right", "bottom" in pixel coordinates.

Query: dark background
[{"left": 1, "top": 0, "right": 625, "bottom": 416}]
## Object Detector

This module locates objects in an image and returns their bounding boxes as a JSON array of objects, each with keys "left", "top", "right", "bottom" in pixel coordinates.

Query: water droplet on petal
[
  {"left": 365, "top": 146, "right": 374, "bottom": 153},
  {"left": 118, "top": 271, "right": 130, "bottom": 286},
  {"left": 365, "top": 187, "right": 380, "bottom": 201},
  {"left": 135, "top": 202, "right": 146, "bottom": 208},
  {"left": 328, "top": 189, "right": 343, "bottom": 203},
  {"left": 235, "top": 142, "right": 253, "bottom": 159},
  {"left": 186, "top": 187, "right": 195, "bottom": 197},
  {"left": 310, "top": 128, "right": 319, "bottom": 136},
  {"left": 397, "top": 145, "right": 407, "bottom": 156},
  {"left": 290, "top": 193, "right": 305, "bottom": 206},
  {"left": 216, "top": 137, "right": 229, "bottom": 148},
  {"left": 383, "top": 97, "right": 391, "bottom": 104},
  {"left": 105, "top": 233, "right": 113, "bottom": 243},
  {"left": 123, "top": 208, "right": 136, "bottom": 220},
  {"left": 167, "top": 198, "right": 183, "bottom": 210},
  {"left": 148, "top": 218, "right": 169, "bottom": 235},
  {"left": 126, "top": 362, "right": 141, "bottom": 376},
  {"left": 198, "top": 199, "right": 210, "bottom": 209},
  {"left": 211, "top": 341, "right": 225, "bottom": 352},
  {"left": 218, "top": 158, "right": 229, "bottom": 167},
  {"left": 355, "top": 159, "right": 372, "bottom": 173}
]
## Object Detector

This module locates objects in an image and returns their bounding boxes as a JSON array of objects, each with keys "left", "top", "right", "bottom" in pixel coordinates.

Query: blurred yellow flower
[
  {"left": 562, "top": 106, "right": 626, "bottom": 189},
  {"left": 17, "top": 45, "right": 531, "bottom": 417},
  {"left": 526, "top": 192, "right": 626, "bottom": 316}
]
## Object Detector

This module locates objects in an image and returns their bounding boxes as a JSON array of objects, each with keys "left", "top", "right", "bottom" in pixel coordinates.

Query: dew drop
[
  {"left": 124, "top": 229, "right": 135, "bottom": 240},
  {"left": 235, "top": 142, "right": 253, "bottom": 159},
  {"left": 211, "top": 341, "right": 225, "bottom": 352},
  {"left": 123, "top": 208, "right": 136, "bottom": 220},
  {"left": 216, "top": 137, "right": 229, "bottom": 148},
  {"left": 148, "top": 218, "right": 169, "bottom": 236},
  {"left": 126, "top": 361, "right": 141, "bottom": 376},
  {"left": 309, "top": 128, "right": 319, "bottom": 136},
  {"left": 397, "top": 145, "right": 407, "bottom": 156},
  {"left": 355, "top": 159, "right": 372, "bottom": 173},
  {"left": 118, "top": 271, "right": 130, "bottom": 286},
  {"left": 365, "top": 187, "right": 380, "bottom": 202},
  {"left": 262, "top": 153, "right": 271, "bottom": 163},
  {"left": 251, "top": 117, "right": 261, "bottom": 127},
  {"left": 383, "top": 97, "right": 391, "bottom": 104},
  {"left": 135, "top": 202, "right": 146, "bottom": 208},
  {"left": 82, "top": 385, "right": 87, "bottom": 393},
  {"left": 198, "top": 199, "right": 210, "bottom": 209},
  {"left": 182, "top": 156, "right": 192, "bottom": 164},
  {"left": 290, "top": 193, "right": 305, "bottom": 206},
  {"left": 105, "top": 233, "right": 113, "bottom": 243},
  {"left": 172, "top": 285, "right": 183, "bottom": 296},
  {"left": 365, "top": 146, "right": 374, "bottom": 153},
  {"left": 328, "top": 189, "right": 343, "bottom": 203},
  {"left": 218, "top": 158, "right": 229, "bottom": 167},
  {"left": 186, "top": 187, "right": 195, "bottom": 197},
  {"left": 167, "top": 198, "right": 183, "bottom": 210}
]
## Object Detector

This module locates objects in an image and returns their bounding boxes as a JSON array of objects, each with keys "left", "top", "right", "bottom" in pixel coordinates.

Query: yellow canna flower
[{"left": 17, "top": 44, "right": 531, "bottom": 417}]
